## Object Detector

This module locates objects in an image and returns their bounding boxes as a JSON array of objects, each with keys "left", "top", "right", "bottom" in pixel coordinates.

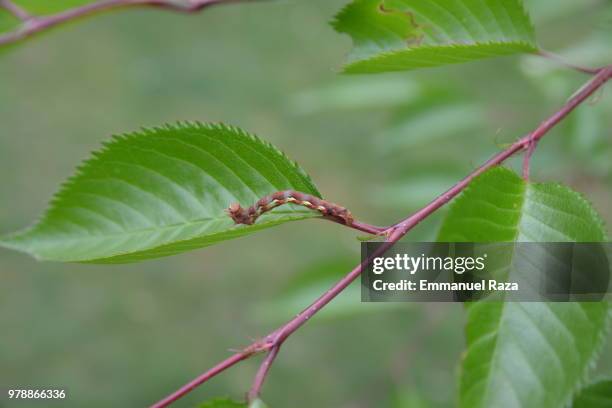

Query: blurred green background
[{"left": 1, "top": 0, "right": 611, "bottom": 407}]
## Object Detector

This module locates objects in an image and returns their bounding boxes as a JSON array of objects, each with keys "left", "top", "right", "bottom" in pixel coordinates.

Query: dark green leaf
[
  {"left": 332, "top": 0, "right": 538, "bottom": 73},
  {"left": 572, "top": 379, "right": 612, "bottom": 408},
  {"left": 0, "top": 122, "right": 320, "bottom": 263},
  {"left": 438, "top": 167, "right": 610, "bottom": 408}
]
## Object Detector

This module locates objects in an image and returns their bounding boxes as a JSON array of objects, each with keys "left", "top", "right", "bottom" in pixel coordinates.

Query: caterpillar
[{"left": 227, "top": 190, "right": 353, "bottom": 226}]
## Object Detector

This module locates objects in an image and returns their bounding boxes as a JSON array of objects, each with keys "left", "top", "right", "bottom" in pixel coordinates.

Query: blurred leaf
[
  {"left": 438, "top": 167, "right": 610, "bottom": 408},
  {"left": 256, "top": 259, "right": 406, "bottom": 322},
  {"left": 0, "top": 10, "right": 19, "bottom": 33},
  {"left": 524, "top": 0, "right": 603, "bottom": 23},
  {"left": 566, "top": 104, "right": 612, "bottom": 178},
  {"left": 374, "top": 174, "right": 460, "bottom": 209},
  {"left": 380, "top": 102, "right": 484, "bottom": 152},
  {"left": 290, "top": 76, "right": 421, "bottom": 114},
  {"left": 572, "top": 379, "right": 612, "bottom": 408},
  {"left": 0, "top": 123, "right": 321, "bottom": 263},
  {"left": 332, "top": 0, "right": 538, "bottom": 73},
  {"left": 391, "top": 388, "right": 431, "bottom": 408},
  {"left": 198, "top": 398, "right": 247, "bottom": 408}
]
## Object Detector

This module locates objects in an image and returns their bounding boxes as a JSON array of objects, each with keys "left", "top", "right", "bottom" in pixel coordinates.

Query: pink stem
[
  {"left": 149, "top": 352, "right": 253, "bottom": 408},
  {"left": 150, "top": 240, "right": 395, "bottom": 408},
  {"left": 0, "top": 0, "right": 31, "bottom": 21},
  {"left": 537, "top": 50, "right": 603, "bottom": 75},
  {"left": 0, "top": 0, "right": 246, "bottom": 46},
  {"left": 248, "top": 345, "right": 280, "bottom": 402},
  {"left": 522, "top": 139, "right": 537, "bottom": 180}
]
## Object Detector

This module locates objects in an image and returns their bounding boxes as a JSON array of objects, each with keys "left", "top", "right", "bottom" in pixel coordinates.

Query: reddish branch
[
  {"left": 0, "top": 0, "right": 255, "bottom": 46},
  {"left": 151, "top": 66, "right": 611, "bottom": 407},
  {"left": 0, "top": 0, "right": 31, "bottom": 21},
  {"left": 247, "top": 344, "right": 280, "bottom": 401}
]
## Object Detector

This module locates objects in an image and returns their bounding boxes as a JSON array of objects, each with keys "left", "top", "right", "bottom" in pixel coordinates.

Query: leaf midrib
[
  {"left": 9, "top": 209, "right": 314, "bottom": 245},
  {"left": 473, "top": 177, "right": 528, "bottom": 408}
]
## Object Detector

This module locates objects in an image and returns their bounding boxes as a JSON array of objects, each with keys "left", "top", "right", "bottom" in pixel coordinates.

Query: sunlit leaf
[
  {"left": 290, "top": 76, "right": 421, "bottom": 114},
  {"left": 438, "top": 167, "right": 610, "bottom": 408},
  {"left": 0, "top": 123, "right": 321, "bottom": 263},
  {"left": 332, "top": 0, "right": 538, "bottom": 73}
]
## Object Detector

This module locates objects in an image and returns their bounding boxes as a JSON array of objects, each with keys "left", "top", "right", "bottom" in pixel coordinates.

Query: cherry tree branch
[
  {"left": 150, "top": 241, "right": 395, "bottom": 408},
  {"left": 247, "top": 345, "right": 280, "bottom": 401},
  {"left": 150, "top": 66, "right": 611, "bottom": 408},
  {"left": 0, "top": 0, "right": 31, "bottom": 21},
  {"left": 522, "top": 139, "right": 538, "bottom": 180},
  {"left": 149, "top": 352, "right": 254, "bottom": 408},
  {"left": 0, "top": 0, "right": 257, "bottom": 47}
]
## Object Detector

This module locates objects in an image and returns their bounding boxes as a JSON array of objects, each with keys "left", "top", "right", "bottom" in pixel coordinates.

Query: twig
[
  {"left": 522, "top": 138, "right": 537, "bottom": 180},
  {"left": 248, "top": 345, "right": 280, "bottom": 402},
  {"left": 150, "top": 241, "right": 394, "bottom": 408},
  {"left": 0, "top": 0, "right": 31, "bottom": 21},
  {"left": 537, "top": 49, "right": 603, "bottom": 75},
  {"left": 0, "top": 0, "right": 251, "bottom": 47},
  {"left": 149, "top": 351, "right": 254, "bottom": 408},
  {"left": 150, "top": 66, "right": 611, "bottom": 408}
]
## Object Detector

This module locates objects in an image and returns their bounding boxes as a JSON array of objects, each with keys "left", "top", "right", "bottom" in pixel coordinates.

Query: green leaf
[
  {"left": 198, "top": 398, "right": 247, "bottom": 408},
  {"left": 256, "top": 259, "right": 406, "bottom": 323},
  {"left": 437, "top": 167, "right": 610, "bottom": 408},
  {"left": 332, "top": 0, "right": 538, "bottom": 73},
  {"left": 290, "top": 76, "right": 422, "bottom": 114},
  {"left": 572, "top": 379, "right": 612, "bottom": 408},
  {"left": 13, "top": 0, "right": 94, "bottom": 15},
  {"left": 0, "top": 122, "right": 321, "bottom": 263},
  {"left": 0, "top": 10, "right": 19, "bottom": 34}
]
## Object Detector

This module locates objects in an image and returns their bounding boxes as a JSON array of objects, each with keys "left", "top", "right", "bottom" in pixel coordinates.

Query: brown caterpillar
[{"left": 227, "top": 190, "right": 353, "bottom": 226}]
